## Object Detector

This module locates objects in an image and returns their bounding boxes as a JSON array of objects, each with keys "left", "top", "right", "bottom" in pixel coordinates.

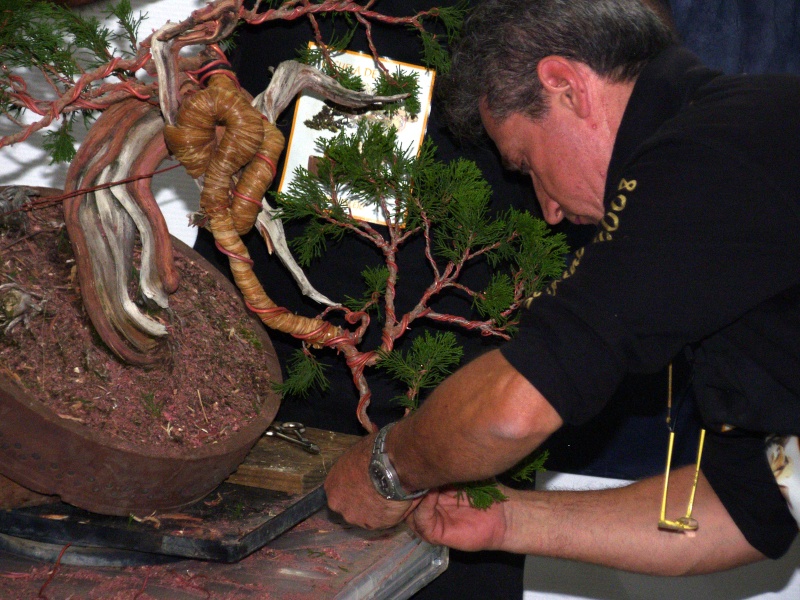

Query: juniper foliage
[
  {"left": 274, "top": 121, "right": 568, "bottom": 405},
  {"left": 456, "top": 450, "right": 550, "bottom": 509},
  {"left": 377, "top": 331, "right": 464, "bottom": 411},
  {"left": 0, "top": 0, "right": 144, "bottom": 163}
]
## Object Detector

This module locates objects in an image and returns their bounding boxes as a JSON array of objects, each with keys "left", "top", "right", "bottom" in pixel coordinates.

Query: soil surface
[{"left": 0, "top": 197, "right": 279, "bottom": 454}]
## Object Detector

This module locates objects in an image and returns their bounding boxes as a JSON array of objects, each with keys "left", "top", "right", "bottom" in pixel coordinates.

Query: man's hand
[
  {"left": 324, "top": 433, "right": 418, "bottom": 529},
  {"left": 406, "top": 487, "right": 510, "bottom": 552}
]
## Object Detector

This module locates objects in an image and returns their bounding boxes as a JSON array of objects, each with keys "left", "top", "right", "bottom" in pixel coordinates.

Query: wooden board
[{"left": 226, "top": 424, "right": 362, "bottom": 494}]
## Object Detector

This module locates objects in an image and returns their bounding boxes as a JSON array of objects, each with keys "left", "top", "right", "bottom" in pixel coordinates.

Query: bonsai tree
[
  {"left": 1, "top": 0, "right": 567, "bottom": 440},
  {"left": 271, "top": 121, "right": 568, "bottom": 431}
]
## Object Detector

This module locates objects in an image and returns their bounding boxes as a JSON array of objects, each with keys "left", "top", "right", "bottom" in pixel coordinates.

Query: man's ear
[{"left": 537, "top": 56, "right": 591, "bottom": 119}]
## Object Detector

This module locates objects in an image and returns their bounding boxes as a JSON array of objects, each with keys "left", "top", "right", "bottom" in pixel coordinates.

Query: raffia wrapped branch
[
  {"left": 229, "top": 115, "right": 285, "bottom": 235},
  {"left": 164, "top": 74, "right": 341, "bottom": 346}
]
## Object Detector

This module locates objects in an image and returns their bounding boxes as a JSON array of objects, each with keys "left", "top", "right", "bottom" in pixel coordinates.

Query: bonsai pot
[{"left": 0, "top": 190, "right": 281, "bottom": 516}]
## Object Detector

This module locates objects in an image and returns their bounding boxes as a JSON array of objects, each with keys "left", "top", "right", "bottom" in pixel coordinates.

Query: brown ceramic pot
[{"left": 0, "top": 214, "right": 281, "bottom": 516}]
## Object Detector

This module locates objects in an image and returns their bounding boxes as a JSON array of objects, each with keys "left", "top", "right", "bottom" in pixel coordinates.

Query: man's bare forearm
[
  {"left": 387, "top": 349, "right": 563, "bottom": 491},
  {"left": 500, "top": 466, "right": 764, "bottom": 575}
]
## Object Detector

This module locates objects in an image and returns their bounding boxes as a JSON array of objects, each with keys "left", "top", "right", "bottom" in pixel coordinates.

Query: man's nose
[
  {"left": 531, "top": 178, "right": 563, "bottom": 224},
  {"left": 538, "top": 194, "right": 564, "bottom": 225}
]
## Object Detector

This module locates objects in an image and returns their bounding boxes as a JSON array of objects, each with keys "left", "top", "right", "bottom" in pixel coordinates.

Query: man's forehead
[
  {"left": 481, "top": 110, "right": 524, "bottom": 157},
  {"left": 479, "top": 104, "right": 508, "bottom": 139}
]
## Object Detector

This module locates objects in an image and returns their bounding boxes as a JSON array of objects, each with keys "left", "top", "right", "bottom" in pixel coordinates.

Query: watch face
[{"left": 369, "top": 462, "right": 392, "bottom": 497}]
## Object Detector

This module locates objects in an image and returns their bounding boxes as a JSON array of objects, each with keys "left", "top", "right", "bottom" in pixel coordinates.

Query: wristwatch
[{"left": 368, "top": 422, "right": 429, "bottom": 501}]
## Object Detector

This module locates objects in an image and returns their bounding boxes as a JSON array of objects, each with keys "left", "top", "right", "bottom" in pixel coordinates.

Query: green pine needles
[
  {"left": 456, "top": 450, "right": 550, "bottom": 509},
  {"left": 0, "top": 0, "right": 144, "bottom": 74},
  {"left": 291, "top": 0, "right": 468, "bottom": 117},
  {"left": 1, "top": 0, "right": 146, "bottom": 162},
  {"left": 273, "top": 120, "right": 568, "bottom": 404},
  {"left": 2, "top": 1, "right": 465, "bottom": 162},
  {"left": 377, "top": 330, "right": 464, "bottom": 411}
]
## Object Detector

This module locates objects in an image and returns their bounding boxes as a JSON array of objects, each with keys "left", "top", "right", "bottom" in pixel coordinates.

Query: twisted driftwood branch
[{"left": 63, "top": 99, "right": 178, "bottom": 366}]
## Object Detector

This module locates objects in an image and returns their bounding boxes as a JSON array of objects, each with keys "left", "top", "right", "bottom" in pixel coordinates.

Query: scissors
[{"left": 265, "top": 421, "right": 320, "bottom": 454}]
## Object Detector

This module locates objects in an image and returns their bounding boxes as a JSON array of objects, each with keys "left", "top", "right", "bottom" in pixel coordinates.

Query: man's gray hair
[{"left": 441, "top": 0, "right": 676, "bottom": 139}]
